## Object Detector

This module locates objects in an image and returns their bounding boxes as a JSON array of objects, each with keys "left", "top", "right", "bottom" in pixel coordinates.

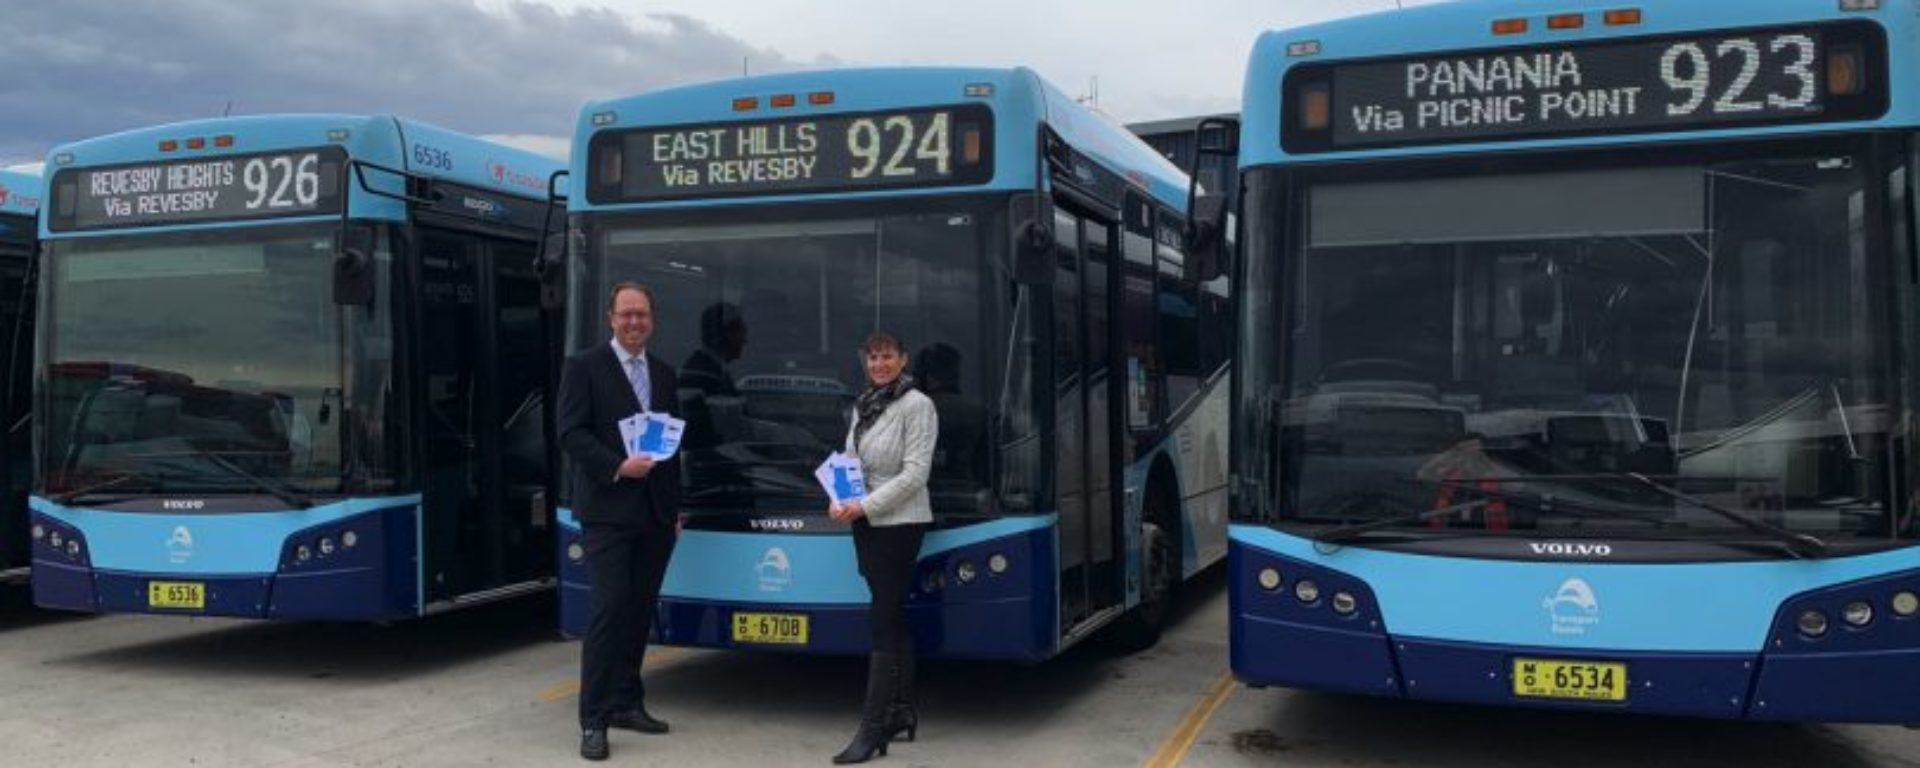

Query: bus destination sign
[
  {"left": 50, "top": 147, "right": 346, "bottom": 232},
  {"left": 591, "top": 104, "right": 994, "bottom": 203},
  {"left": 1292, "top": 22, "right": 1884, "bottom": 151}
]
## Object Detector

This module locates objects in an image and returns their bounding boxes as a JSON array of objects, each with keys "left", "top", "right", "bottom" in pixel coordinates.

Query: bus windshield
[
  {"left": 42, "top": 224, "right": 345, "bottom": 497},
  {"left": 591, "top": 206, "right": 995, "bottom": 516},
  {"left": 1243, "top": 143, "right": 1902, "bottom": 540}
]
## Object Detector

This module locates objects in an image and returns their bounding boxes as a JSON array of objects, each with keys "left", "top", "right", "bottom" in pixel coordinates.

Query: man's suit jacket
[{"left": 556, "top": 343, "right": 682, "bottom": 527}]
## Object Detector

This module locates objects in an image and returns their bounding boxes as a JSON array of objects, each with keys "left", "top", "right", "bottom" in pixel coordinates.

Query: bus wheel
[{"left": 1114, "top": 517, "right": 1174, "bottom": 652}]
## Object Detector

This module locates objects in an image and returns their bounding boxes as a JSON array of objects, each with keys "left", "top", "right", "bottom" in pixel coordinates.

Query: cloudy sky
[{"left": 4, "top": 0, "right": 1435, "bottom": 169}]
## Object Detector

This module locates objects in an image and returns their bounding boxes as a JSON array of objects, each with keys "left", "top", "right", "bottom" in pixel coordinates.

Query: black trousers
[
  {"left": 852, "top": 519, "right": 928, "bottom": 654},
  {"left": 579, "top": 520, "right": 677, "bottom": 729}
]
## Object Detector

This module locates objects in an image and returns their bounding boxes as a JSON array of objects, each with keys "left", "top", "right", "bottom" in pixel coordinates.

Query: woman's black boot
[
  {"left": 832, "top": 653, "right": 896, "bottom": 764},
  {"left": 885, "top": 651, "right": 917, "bottom": 742}
]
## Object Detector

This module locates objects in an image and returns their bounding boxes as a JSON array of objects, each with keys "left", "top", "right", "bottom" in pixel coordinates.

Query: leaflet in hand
[
  {"left": 618, "top": 411, "right": 686, "bottom": 461},
  {"left": 814, "top": 452, "right": 867, "bottom": 504}
]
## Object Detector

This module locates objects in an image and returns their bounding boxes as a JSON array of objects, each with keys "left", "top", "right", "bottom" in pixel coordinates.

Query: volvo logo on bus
[
  {"left": 1528, "top": 541, "right": 1613, "bottom": 558},
  {"left": 163, "top": 499, "right": 207, "bottom": 510},
  {"left": 1543, "top": 577, "right": 1601, "bottom": 636}
]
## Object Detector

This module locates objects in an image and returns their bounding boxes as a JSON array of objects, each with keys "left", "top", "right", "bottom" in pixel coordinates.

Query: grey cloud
[{"left": 0, "top": 0, "right": 825, "bottom": 163}]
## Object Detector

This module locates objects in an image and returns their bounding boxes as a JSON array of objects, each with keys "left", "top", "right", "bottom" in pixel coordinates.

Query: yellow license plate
[
  {"left": 148, "top": 581, "right": 206, "bottom": 610},
  {"left": 731, "top": 612, "right": 809, "bottom": 645},
  {"left": 1513, "top": 657, "right": 1627, "bottom": 701}
]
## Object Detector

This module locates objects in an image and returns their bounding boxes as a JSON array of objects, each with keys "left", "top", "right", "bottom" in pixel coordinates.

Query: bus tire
[{"left": 1114, "top": 508, "right": 1175, "bottom": 652}]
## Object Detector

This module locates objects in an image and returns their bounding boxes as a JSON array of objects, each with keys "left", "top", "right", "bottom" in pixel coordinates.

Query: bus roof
[
  {"left": 572, "top": 66, "right": 1190, "bottom": 212},
  {"left": 1243, "top": 0, "right": 1920, "bottom": 167},
  {"left": 0, "top": 168, "right": 39, "bottom": 218},
  {"left": 42, "top": 114, "right": 561, "bottom": 236}
]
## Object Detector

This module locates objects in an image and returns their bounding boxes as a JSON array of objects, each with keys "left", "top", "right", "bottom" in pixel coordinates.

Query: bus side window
[{"left": 1157, "top": 208, "right": 1202, "bottom": 411}]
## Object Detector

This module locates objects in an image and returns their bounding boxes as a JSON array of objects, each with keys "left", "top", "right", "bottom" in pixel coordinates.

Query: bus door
[
  {"left": 1053, "top": 204, "right": 1126, "bottom": 634},
  {"left": 417, "top": 228, "right": 549, "bottom": 600}
]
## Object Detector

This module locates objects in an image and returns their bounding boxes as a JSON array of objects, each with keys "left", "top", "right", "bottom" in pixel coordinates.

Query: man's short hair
[{"left": 606, "top": 281, "right": 655, "bottom": 312}]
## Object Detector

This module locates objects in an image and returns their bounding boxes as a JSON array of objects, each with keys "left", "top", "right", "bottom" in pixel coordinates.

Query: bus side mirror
[
  {"left": 332, "top": 225, "right": 377, "bottom": 306},
  {"left": 1185, "top": 194, "right": 1231, "bottom": 283},
  {"left": 536, "top": 229, "right": 569, "bottom": 310},
  {"left": 1010, "top": 193, "right": 1054, "bottom": 285}
]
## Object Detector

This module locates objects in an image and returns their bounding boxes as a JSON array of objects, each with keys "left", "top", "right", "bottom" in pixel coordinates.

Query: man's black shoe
[
  {"left": 608, "top": 708, "right": 670, "bottom": 734},
  {"left": 580, "top": 728, "right": 610, "bottom": 761}
]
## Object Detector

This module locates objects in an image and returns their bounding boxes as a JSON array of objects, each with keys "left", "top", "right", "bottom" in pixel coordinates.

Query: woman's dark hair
[{"left": 861, "top": 330, "right": 906, "bottom": 356}]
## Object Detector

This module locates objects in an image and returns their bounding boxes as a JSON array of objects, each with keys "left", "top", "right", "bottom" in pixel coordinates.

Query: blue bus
[
  {"left": 0, "top": 168, "right": 38, "bottom": 585},
  {"left": 554, "top": 67, "right": 1232, "bottom": 658},
  {"left": 1228, "top": 0, "right": 1920, "bottom": 722},
  {"left": 29, "top": 115, "right": 565, "bottom": 620}
]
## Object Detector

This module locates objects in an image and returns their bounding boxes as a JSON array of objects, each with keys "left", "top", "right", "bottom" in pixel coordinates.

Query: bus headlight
[
  {"left": 296, "top": 545, "right": 312, "bottom": 563},
  {"left": 1797, "top": 609, "right": 1829, "bottom": 638},
  {"left": 955, "top": 560, "right": 978, "bottom": 584},
  {"left": 1893, "top": 591, "right": 1919, "bottom": 617},
  {"left": 49, "top": 532, "right": 63, "bottom": 549},
  {"left": 1331, "top": 591, "right": 1358, "bottom": 615},
  {"left": 342, "top": 530, "right": 358, "bottom": 549},
  {"left": 1842, "top": 601, "right": 1874, "bottom": 627},
  {"left": 31, "top": 524, "right": 44, "bottom": 541},
  {"left": 987, "top": 554, "right": 1009, "bottom": 575},
  {"left": 1256, "top": 568, "right": 1282, "bottom": 591},
  {"left": 66, "top": 540, "right": 81, "bottom": 558},
  {"left": 566, "top": 543, "right": 585, "bottom": 563},
  {"left": 319, "top": 537, "right": 336, "bottom": 557},
  {"left": 1294, "top": 579, "right": 1321, "bottom": 604}
]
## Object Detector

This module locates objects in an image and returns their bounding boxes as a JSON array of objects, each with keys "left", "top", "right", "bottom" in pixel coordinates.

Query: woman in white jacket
[{"left": 829, "top": 330, "right": 936, "bottom": 764}]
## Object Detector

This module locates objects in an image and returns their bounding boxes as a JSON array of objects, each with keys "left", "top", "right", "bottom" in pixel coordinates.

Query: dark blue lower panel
[
  {"left": 1750, "top": 648, "right": 1920, "bottom": 723},
  {"left": 655, "top": 595, "right": 1047, "bottom": 661},
  {"left": 1231, "top": 612, "right": 1402, "bottom": 696},
  {"left": 31, "top": 559, "right": 92, "bottom": 607}
]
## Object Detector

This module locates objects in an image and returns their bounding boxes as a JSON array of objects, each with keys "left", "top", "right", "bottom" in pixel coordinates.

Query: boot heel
[{"left": 878, "top": 743, "right": 888, "bottom": 757}]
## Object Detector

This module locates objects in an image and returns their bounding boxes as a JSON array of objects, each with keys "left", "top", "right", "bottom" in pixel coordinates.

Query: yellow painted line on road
[
  {"left": 538, "top": 647, "right": 688, "bottom": 702},
  {"left": 1142, "top": 671, "right": 1238, "bottom": 768}
]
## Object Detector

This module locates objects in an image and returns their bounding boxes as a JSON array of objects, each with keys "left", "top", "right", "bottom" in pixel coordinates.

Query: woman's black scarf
[{"left": 853, "top": 374, "right": 915, "bottom": 450}]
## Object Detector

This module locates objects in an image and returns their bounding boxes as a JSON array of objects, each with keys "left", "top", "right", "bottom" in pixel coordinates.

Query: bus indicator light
[
  {"left": 1894, "top": 591, "right": 1919, "bottom": 617},
  {"left": 808, "top": 91, "right": 836, "bottom": 106},
  {"left": 1299, "top": 83, "right": 1331, "bottom": 131},
  {"left": 158, "top": 140, "right": 179, "bottom": 152},
  {"left": 1839, "top": 0, "right": 1881, "bottom": 10},
  {"left": 1492, "top": 18, "right": 1528, "bottom": 35},
  {"left": 1294, "top": 579, "right": 1321, "bottom": 604},
  {"left": 1828, "top": 48, "right": 1865, "bottom": 95},
  {"left": 956, "top": 560, "right": 978, "bottom": 584},
  {"left": 1331, "top": 592, "right": 1358, "bottom": 615},
  {"left": 1286, "top": 40, "right": 1322, "bottom": 58},
  {"left": 770, "top": 94, "right": 796, "bottom": 109},
  {"left": 186, "top": 137, "right": 207, "bottom": 150},
  {"left": 1257, "top": 568, "right": 1282, "bottom": 591},
  {"left": 1843, "top": 602, "right": 1874, "bottom": 627},
  {"left": 1548, "top": 14, "right": 1585, "bottom": 30},
  {"left": 963, "top": 83, "right": 993, "bottom": 98},
  {"left": 213, "top": 135, "right": 235, "bottom": 148},
  {"left": 1604, "top": 8, "right": 1643, "bottom": 25},
  {"left": 342, "top": 530, "right": 358, "bottom": 549},
  {"left": 987, "top": 553, "right": 1008, "bottom": 575},
  {"left": 732, "top": 97, "right": 759, "bottom": 112}
]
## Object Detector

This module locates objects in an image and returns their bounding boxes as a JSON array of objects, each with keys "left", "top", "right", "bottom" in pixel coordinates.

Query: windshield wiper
[
  {"left": 1312, "top": 481, "right": 1681, "bottom": 546},
  {"left": 1617, "top": 472, "right": 1826, "bottom": 558},
  {"left": 136, "top": 448, "right": 316, "bottom": 509},
  {"left": 51, "top": 470, "right": 158, "bottom": 505},
  {"left": 1312, "top": 498, "right": 1491, "bottom": 546}
]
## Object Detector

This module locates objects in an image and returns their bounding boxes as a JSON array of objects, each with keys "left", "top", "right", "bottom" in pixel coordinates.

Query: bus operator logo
[
  {"left": 167, "top": 525, "right": 195, "bottom": 564},
  {"left": 1543, "top": 577, "right": 1600, "bottom": 636},
  {"left": 756, "top": 547, "right": 792, "bottom": 593},
  {"left": 487, "top": 159, "right": 547, "bottom": 193}
]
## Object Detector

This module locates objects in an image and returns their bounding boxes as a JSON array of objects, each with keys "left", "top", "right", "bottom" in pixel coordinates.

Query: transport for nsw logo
[
  {"left": 167, "top": 525, "right": 194, "bottom": 564},
  {"left": 1543, "top": 577, "right": 1600, "bottom": 636},
  {"left": 756, "top": 547, "right": 792, "bottom": 593}
]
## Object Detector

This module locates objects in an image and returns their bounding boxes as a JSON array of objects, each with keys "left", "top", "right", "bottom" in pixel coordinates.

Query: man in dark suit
[{"left": 557, "top": 281, "right": 682, "bottom": 761}]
